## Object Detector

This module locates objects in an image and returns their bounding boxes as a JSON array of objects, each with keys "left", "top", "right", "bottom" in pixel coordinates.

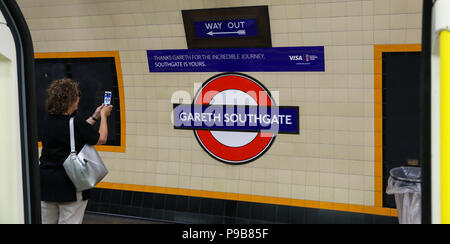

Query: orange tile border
[
  {"left": 44, "top": 45, "right": 433, "bottom": 219},
  {"left": 89, "top": 45, "right": 433, "bottom": 219},
  {"left": 35, "top": 51, "right": 126, "bottom": 153},
  {"left": 373, "top": 44, "right": 422, "bottom": 209},
  {"left": 96, "top": 182, "right": 396, "bottom": 217}
]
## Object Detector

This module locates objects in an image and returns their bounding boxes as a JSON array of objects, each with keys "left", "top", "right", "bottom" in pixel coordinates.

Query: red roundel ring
[{"left": 193, "top": 73, "right": 276, "bottom": 165}]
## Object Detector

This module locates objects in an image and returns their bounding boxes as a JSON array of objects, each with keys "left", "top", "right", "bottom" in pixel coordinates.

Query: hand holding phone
[
  {"left": 101, "top": 104, "right": 113, "bottom": 118},
  {"left": 104, "top": 91, "right": 112, "bottom": 106}
]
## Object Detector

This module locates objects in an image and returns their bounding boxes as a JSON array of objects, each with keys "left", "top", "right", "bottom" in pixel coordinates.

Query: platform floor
[{"left": 83, "top": 213, "right": 166, "bottom": 224}]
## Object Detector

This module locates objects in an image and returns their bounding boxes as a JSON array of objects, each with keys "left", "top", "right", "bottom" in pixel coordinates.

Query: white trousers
[{"left": 41, "top": 192, "right": 88, "bottom": 224}]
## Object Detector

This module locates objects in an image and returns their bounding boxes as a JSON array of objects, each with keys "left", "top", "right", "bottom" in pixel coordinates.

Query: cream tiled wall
[{"left": 19, "top": 0, "right": 422, "bottom": 208}]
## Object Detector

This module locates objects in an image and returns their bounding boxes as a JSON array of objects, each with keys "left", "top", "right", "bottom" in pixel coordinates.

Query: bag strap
[{"left": 69, "top": 117, "right": 76, "bottom": 153}]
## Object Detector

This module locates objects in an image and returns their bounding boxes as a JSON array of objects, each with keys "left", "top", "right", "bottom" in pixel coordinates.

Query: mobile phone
[{"left": 104, "top": 91, "right": 112, "bottom": 106}]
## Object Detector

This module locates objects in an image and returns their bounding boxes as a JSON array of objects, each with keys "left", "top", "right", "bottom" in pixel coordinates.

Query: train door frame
[{"left": 0, "top": 0, "right": 40, "bottom": 224}]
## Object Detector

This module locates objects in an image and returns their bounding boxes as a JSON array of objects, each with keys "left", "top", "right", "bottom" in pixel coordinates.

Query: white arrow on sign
[{"left": 207, "top": 30, "right": 246, "bottom": 36}]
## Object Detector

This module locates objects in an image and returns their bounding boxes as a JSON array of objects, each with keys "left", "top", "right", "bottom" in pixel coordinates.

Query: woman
[{"left": 40, "top": 78, "right": 113, "bottom": 224}]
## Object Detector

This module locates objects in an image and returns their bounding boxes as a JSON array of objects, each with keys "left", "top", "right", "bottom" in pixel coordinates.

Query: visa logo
[{"left": 289, "top": 55, "right": 303, "bottom": 61}]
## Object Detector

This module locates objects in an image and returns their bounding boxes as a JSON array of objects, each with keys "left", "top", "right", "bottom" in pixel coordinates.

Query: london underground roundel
[
  {"left": 195, "top": 73, "right": 276, "bottom": 164},
  {"left": 173, "top": 73, "right": 299, "bottom": 165}
]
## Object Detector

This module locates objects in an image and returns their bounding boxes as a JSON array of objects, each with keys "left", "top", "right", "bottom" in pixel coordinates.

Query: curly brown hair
[{"left": 46, "top": 78, "right": 80, "bottom": 115}]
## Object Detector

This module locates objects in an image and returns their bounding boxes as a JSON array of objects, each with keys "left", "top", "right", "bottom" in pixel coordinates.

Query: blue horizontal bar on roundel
[{"left": 173, "top": 104, "right": 299, "bottom": 134}]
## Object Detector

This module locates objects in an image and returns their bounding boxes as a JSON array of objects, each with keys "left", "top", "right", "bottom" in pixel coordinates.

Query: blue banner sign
[
  {"left": 194, "top": 19, "right": 259, "bottom": 39},
  {"left": 148, "top": 46, "right": 325, "bottom": 72},
  {"left": 173, "top": 104, "right": 299, "bottom": 134}
]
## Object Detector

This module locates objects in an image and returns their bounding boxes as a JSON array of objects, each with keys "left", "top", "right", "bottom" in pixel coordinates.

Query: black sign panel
[
  {"left": 382, "top": 52, "right": 421, "bottom": 209},
  {"left": 35, "top": 57, "right": 122, "bottom": 147},
  {"left": 182, "top": 6, "right": 272, "bottom": 49}
]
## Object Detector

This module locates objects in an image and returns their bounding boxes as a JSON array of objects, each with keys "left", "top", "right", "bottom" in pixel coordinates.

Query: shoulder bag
[{"left": 63, "top": 117, "right": 108, "bottom": 192}]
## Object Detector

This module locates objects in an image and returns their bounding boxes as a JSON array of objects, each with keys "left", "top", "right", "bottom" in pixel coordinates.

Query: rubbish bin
[{"left": 386, "top": 166, "right": 421, "bottom": 224}]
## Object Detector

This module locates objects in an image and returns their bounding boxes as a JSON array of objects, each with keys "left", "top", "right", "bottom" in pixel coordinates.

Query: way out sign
[{"left": 194, "top": 19, "right": 258, "bottom": 39}]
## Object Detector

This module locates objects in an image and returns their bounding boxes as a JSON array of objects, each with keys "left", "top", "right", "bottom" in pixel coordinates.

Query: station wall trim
[
  {"left": 86, "top": 44, "right": 432, "bottom": 218},
  {"left": 373, "top": 44, "right": 422, "bottom": 209},
  {"left": 59, "top": 46, "right": 433, "bottom": 218},
  {"left": 96, "top": 181, "right": 397, "bottom": 217},
  {"left": 35, "top": 51, "right": 126, "bottom": 153}
]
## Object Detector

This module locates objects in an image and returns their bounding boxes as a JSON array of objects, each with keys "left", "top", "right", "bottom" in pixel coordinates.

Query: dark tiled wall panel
[{"left": 86, "top": 188, "right": 398, "bottom": 224}]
